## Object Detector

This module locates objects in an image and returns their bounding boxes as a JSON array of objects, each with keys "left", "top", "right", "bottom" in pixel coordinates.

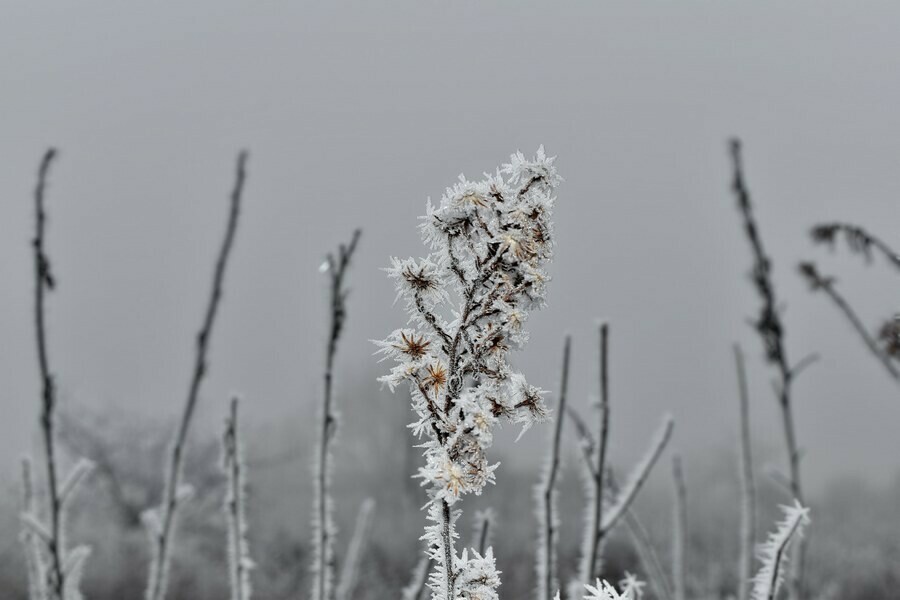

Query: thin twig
[
  {"left": 222, "top": 397, "right": 252, "bottom": 600},
  {"left": 599, "top": 415, "right": 674, "bottom": 536},
  {"left": 537, "top": 335, "right": 571, "bottom": 600},
  {"left": 810, "top": 221, "right": 900, "bottom": 274},
  {"left": 729, "top": 138, "right": 805, "bottom": 599},
  {"left": 671, "top": 455, "right": 687, "bottom": 600},
  {"left": 585, "top": 322, "right": 611, "bottom": 582},
  {"left": 335, "top": 498, "right": 375, "bottom": 600},
  {"left": 145, "top": 151, "right": 248, "bottom": 600},
  {"left": 623, "top": 509, "right": 673, "bottom": 600},
  {"left": 472, "top": 509, "right": 494, "bottom": 556},
  {"left": 32, "top": 148, "right": 66, "bottom": 600},
  {"left": 733, "top": 344, "right": 756, "bottom": 600},
  {"left": 401, "top": 553, "right": 431, "bottom": 600},
  {"left": 313, "top": 229, "right": 362, "bottom": 600},
  {"left": 798, "top": 261, "right": 900, "bottom": 383}
]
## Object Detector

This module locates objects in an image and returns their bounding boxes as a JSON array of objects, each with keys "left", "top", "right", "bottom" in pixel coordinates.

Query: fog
[{"left": 3, "top": 1, "right": 900, "bottom": 497}]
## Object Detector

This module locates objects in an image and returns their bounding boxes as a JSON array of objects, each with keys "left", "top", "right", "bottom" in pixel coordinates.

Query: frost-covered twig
[
  {"left": 312, "top": 228, "right": 361, "bottom": 600},
  {"left": 536, "top": 336, "right": 571, "bottom": 600},
  {"left": 335, "top": 498, "right": 375, "bottom": 600},
  {"left": 670, "top": 456, "right": 687, "bottom": 600},
  {"left": 401, "top": 552, "right": 431, "bottom": 600},
  {"left": 623, "top": 509, "right": 672, "bottom": 600},
  {"left": 798, "top": 261, "right": 900, "bottom": 383},
  {"left": 810, "top": 222, "right": 900, "bottom": 274},
  {"left": 31, "top": 148, "right": 66, "bottom": 600},
  {"left": 729, "top": 139, "right": 807, "bottom": 599},
  {"left": 378, "top": 147, "right": 561, "bottom": 600},
  {"left": 28, "top": 149, "right": 95, "bottom": 600},
  {"left": 580, "top": 322, "right": 611, "bottom": 584},
  {"left": 750, "top": 501, "right": 811, "bottom": 600},
  {"left": 20, "top": 458, "right": 47, "bottom": 600},
  {"left": 600, "top": 416, "right": 674, "bottom": 535},
  {"left": 566, "top": 400, "right": 673, "bottom": 591},
  {"left": 734, "top": 344, "right": 756, "bottom": 600},
  {"left": 222, "top": 397, "right": 253, "bottom": 600},
  {"left": 144, "top": 151, "right": 248, "bottom": 600}
]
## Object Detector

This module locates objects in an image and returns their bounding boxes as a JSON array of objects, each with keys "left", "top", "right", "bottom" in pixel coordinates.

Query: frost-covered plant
[
  {"left": 378, "top": 147, "right": 561, "bottom": 600},
  {"left": 750, "top": 501, "right": 811, "bottom": 600},
  {"left": 25, "top": 148, "right": 94, "bottom": 600},
  {"left": 221, "top": 397, "right": 254, "bottom": 600},
  {"left": 560, "top": 576, "right": 643, "bottom": 600}
]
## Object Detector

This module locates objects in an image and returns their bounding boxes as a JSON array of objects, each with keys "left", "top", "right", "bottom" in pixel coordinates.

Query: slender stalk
[
  {"left": 734, "top": 344, "right": 756, "bottom": 600},
  {"left": 729, "top": 139, "right": 805, "bottom": 599},
  {"left": 335, "top": 498, "right": 375, "bottom": 600},
  {"left": 312, "top": 229, "right": 362, "bottom": 600},
  {"left": 798, "top": 261, "right": 900, "bottom": 383},
  {"left": 810, "top": 222, "right": 900, "bottom": 274},
  {"left": 222, "top": 397, "right": 252, "bottom": 600},
  {"left": 472, "top": 509, "right": 494, "bottom": 556},
  {"left": 671, "top": 455, "right": 687, "bottom": 600},
  {"left": 31, "top": 148, "right": 67, "bottom": 600},
  {"left": 624, "top": 509, "right": 673, "bottom": 600},
  {"left": 584, "top": 322, "right": 610, "bottom": 582},
  {"left": 145, "top": 151, "right": 248, "bottom": 600},
  {"left": 401, "top": 553, "right": 431, "bottom": 600},
  {"left": 537, "top": 336, "right": 571, "bottom": 600},
  {"left": 20, "top": 458, "right": 47, "bottom": 600}
]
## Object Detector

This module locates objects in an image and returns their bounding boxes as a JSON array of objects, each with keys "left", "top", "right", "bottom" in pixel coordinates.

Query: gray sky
[{"left": 2, "top": 1, "right": 900, "bottom": 494}]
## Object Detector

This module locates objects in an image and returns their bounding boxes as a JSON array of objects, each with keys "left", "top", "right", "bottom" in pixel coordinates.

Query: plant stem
[
  {"left": 734, "top": 344, "right": 756, "bottom": 600},
  {"left": 146, "top": 151, "right": 248, "bottom": 600},
  {"left": 32, "top": 148, "right": 66, "bottom": 600}
]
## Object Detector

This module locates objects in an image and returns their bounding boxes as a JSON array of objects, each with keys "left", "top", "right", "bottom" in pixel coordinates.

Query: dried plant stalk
[
  {"left": 729, "top": 139, "right": 808, "bottom": 599},
  {"left": 222, "top": 397, "right": 253, "bottom": 600},
  {"left": 810, "top": 222, "right": 900, "bottom": 274},
  {"left": 624, "top": 509, "right": 673, "bottom": 600},
  {"left": 31, "top": 148, "right": 67, "bottom": 600},
  {"left": 335, "top": 498, "right": 375, "bottom": 600},
  {"left": 581, "top": 322, "right": 611, "bottom": 584},
  {"left": 472, "top": 509, "right": 495, "bottom": 556},
  {"left": 312, "top": 229, "right": 361, "bottom": 600},
  {"left": 798, "top": 261, "right": 900, "bottom": 383},
  {"left": 670, "top": 455, "right": 687, "bottom": 600},
  {"left": 144, "top": 151, "right": 248, "bottom": 600},
  {"left": 750, "top": 502, "right": 810, "bottom": 600},
  {"left": 734, "top": 344, "right": 756, "bottom": 600},
  {"left": 536, "top": 336, "right": 571, "bottom": 600}
]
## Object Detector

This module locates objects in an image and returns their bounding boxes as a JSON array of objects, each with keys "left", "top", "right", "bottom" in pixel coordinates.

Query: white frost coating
[
  {"left": 222, "top": 398, "right": 254, "bottom": 600},
  {"left": 19, "top": 453, "right": 94, "bottom": 600},
  {"left": 335, "top": 498, "right": 375, "bottom": 600},
  {"left": 750, "top": 501, "right": 811, "bottom": 600},
  {"left": 601, "top": 415, "right": 674, "bottom": 533},
  {"left": 378, "top": 147, "right": 561, "bottom": 600}
]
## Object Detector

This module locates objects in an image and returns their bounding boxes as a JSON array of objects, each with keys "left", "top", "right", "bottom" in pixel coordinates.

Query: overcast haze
[{"left": 3, "top": 2, "right": 900, "bottom": 495}]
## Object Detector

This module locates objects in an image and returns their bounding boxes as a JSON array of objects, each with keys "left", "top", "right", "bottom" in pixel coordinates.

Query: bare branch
[
  {"left": 536, "top": 335, "right": 571, "bottom": 600},
  {"left": 734, "top": 344, "right": 756, "bottom": 600},
  {"left": 145, "top": 151, "right": 248, "bottom": 600},
  {"left": 798, "top": 261, "right": 900, "bottom": 384},
  {"left": 313, "top": 228, "right": 362, "bottom": 600}
]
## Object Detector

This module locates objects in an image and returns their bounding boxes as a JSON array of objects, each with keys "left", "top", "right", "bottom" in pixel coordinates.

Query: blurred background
[{"left": 1, "top": 2, "right": 899, "bottom": 598}]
